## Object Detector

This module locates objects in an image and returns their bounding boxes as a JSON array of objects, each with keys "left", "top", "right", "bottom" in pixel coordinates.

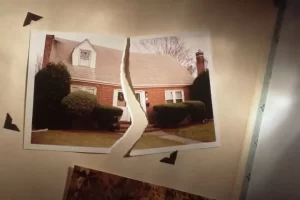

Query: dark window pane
[
  {"left": 135, "top": 93, "right": 140, "bottom": 102},
  {"left": 175, "top": 99, "right": 183, "bottom": 103},
  {"left": 166, "top": 100, "right": 174, "bottom": 103},
  {"left": 80, "top": 50, "right": 91, "bottom": 60}
]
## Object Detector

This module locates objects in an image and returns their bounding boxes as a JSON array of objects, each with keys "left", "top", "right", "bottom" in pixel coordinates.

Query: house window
[
  {"left": 71, "top": 85, "right": 96, "bottom": 95},
  {"left": 165, "top": 90, "right": 184, "bottom": 103},
  {"left": 80, "top": 50, "right": 91, "bottom": 60},
  {"left": 79, "top": 50, "right": 91, "bottom": 67},
  {"left": 135, "top": 93, "right": 140, "bottom": 102},
  {"left": 117, "top": 91, "right": 126, "bottom": 107}
]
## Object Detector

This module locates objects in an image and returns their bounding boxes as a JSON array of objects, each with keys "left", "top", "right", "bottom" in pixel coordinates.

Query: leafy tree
[
  {"left": 32, "top": 62, "right": 71, "bottom": 129},
  {"left": 190, "top": 69, "right": 214, "bottom": 119}
]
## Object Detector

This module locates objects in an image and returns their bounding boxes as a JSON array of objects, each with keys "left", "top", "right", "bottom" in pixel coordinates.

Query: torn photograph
[
  {"left": 24, "top": 30, "right": 219, "bottom": 154},
  {"left": 129, "top": 32, "right": 220, "bottom": 155},
  {"left": 65, "top": 165, "right": 214, "bottom": 200},
  {"left": 24, "top": 31, "right": 128, "bottom": 153}
]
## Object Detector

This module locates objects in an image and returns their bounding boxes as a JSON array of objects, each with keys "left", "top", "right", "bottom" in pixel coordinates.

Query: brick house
[{"left": 42, "top": 35, "right": 206, "bottom": 123}]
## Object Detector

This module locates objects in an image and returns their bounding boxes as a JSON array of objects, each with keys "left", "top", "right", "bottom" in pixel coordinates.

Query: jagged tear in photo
[{"left": 24, "top": 30, "right": 220, "bottom": 154}]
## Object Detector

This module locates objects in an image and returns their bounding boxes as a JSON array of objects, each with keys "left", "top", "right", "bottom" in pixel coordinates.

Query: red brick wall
[
  {"left": 139, "top": 86, "right": 190, "bottom": 123},
  {"left": 72, "top": 81, "right": 118, "bottom": 105},
  {"left": 42, "top": 35, "right": 55, "bottom": 68},
  {"left": 71, "top": 80, "right": 191, "bottom": 123}
]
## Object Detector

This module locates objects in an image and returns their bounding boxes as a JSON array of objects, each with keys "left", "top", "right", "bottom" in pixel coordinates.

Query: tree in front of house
[
  {"left": 190, "top": 69, "right": 213, "bottom": 119},
  {"left": 32, "top": 62, "right": 71, "bottom": 129}
]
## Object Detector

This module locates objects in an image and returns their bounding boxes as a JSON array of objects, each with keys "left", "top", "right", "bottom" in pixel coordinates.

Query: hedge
[
  {"left": 153, "top": 103, "right": 189, "bottom": 128},
  {"left": 61, "top": 90, "right": 98, "bottom": 118},
  {"left": 183, "top": 100, "right": 206, "bottom": 123},
  {"left": 92, "top": 104, "right": 123, "bottom": 131}
]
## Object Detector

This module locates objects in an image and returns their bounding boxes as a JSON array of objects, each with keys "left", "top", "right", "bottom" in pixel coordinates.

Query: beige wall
[{"left": 0, "top": 0, "right": 276, "bottom": 199}]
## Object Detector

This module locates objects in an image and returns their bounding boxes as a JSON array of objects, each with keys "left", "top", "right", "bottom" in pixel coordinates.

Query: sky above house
[{"left": 30, "top": 30, "right": 213, "bottom": 78}]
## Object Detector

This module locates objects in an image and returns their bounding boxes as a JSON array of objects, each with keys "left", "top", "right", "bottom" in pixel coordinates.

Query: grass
[
  {"left": 163, "top": 121, "right": 216, "bottom": 142},
  {"left": 31, "top": 130, "right": 182, "bottom": 149},
  {"left": 31, "top": 130, "right": 120, "bottom": 148}
]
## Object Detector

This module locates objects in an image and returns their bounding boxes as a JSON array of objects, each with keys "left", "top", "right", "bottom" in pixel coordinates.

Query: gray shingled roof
[{"left": 49, "top": 37, "right": 194, "bottom": 87}]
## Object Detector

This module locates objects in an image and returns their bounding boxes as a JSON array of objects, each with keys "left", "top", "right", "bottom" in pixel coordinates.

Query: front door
[
  {"left": 134, "top": 90, "right": 147, "bottom": 112},
  {"left": 113, "top": 89, "right": 146, "bottom": 122}
]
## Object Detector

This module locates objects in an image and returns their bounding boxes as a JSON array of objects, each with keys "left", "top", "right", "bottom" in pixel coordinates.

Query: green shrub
[
  {"left": 183, "top": 100, "right": 206, "bottom": 122},
  {"left": 32, "top": 62, "right": 71, "bottom": 129},
  {"left": 153, "top": 103, "right": 189, "bottom": 128},
  {"left": 61, "top": 90, "right": 98, "bottom": 118},
  {"left": 92, "top": 104, "right": 123, "bottom": 131}
]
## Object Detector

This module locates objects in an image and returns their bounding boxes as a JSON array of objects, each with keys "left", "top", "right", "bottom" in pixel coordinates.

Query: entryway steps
[{"left": 117, "top": 122, "right": 160, "bottom": 133}]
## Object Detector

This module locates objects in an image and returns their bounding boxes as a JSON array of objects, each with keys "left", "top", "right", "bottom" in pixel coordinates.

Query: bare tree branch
[{"left": 139, "top": 36, "right": 196, "bottom": 74}]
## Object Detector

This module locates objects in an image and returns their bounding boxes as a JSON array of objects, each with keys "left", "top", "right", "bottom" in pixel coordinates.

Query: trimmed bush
[
  {"left": 153, "top": 103, "right": 189, "bottom": 128},
  {"left": 32, "top": 62, "right": 71, "bottom": 129},
  {"left": 92, "top": 104, "right": 123, "bottom": 131},
  {"left": 61, "top": 90, "right": 98, "bottom": 118},
  {"left": 61, "top": 91, "right": 98, "bottom": 130},
  {"left": 183, "top": 101, "right": 206, "bottom": 123}
]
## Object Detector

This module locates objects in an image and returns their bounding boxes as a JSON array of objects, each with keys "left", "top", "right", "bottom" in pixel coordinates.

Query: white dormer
[{"left": 72, "top": 39, "right": 96, "bottom": 68}]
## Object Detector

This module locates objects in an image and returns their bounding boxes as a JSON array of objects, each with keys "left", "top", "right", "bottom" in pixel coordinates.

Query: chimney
[
  {"left": 196, "top": 50, "right": 205, "bottom": 74},
  {"left": 42, "top": 35, "right": 55, "bottom": 68}
]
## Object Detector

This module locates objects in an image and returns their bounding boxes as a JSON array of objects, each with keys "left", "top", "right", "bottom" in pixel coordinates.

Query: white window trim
[
  {"left": 165, "top": 90, "right": 185, "bottom": 103},
  {"left": 113, "top": 89, "right": 147, "bottom": 112},
  {"left": 71, "top": 85, "right": 97, "bottom": 95},
  {"left": 78, "top": 49, "right": 92, "bottom": 67}
]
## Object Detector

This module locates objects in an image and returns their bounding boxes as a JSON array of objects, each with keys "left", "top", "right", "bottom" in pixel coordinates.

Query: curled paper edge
[{"left": 109, "top": 37, "right": 148, "bottom": 157}]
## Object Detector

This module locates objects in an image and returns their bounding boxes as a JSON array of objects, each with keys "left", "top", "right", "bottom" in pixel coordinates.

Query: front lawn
[
  {"left": 163, "top": 121, "right": 216, "bottom": 142},
  {"left": 31, "top": 130, "right": 182, "bottom": 149}
]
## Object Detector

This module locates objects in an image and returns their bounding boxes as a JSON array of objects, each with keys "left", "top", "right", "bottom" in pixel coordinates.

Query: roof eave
[{"left": 71, "top": 78, "right": 193, "bottom": 88}]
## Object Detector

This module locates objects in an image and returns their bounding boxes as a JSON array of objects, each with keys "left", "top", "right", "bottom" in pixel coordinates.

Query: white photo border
[{"left": 24, "top": 30, "right": 221, "bottom": 155}]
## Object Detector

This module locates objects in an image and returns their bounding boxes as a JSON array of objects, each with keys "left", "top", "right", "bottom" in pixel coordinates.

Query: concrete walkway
[
  {"left": 160, "top": 135, "right": 200, "bottom": 144},
  {"left": 143, "top": 130, "right": 169, "bottom": 137},
  {"left": 144, "top": 130, "right": 201, "bottom": 144},
  {"left": 117, "top": 129, "right": 201, "bottom": 145}
]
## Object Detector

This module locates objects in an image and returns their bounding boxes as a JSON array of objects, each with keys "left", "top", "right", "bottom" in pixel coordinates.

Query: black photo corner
[
  {"left": 160, "top": 151, "right": 178, "bottom": 165},
  {"left": 3, "top": 113, "right": 20, "bottom": 132},
  {"left": 23, "top": 12, "right": 43, "bottom": 27}
]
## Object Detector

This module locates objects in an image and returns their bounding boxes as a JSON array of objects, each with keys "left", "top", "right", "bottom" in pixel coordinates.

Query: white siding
[{"left": 72, "top": 40, "right": 96, "bottom": 68}]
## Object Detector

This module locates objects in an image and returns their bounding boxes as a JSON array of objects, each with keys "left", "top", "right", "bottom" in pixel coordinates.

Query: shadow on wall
[
  {"left": 247, "top": 1, "right": 300, "bottom": 199},
  {"left": 248, "top": 93, "right": 300, "bottom": 199}
]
